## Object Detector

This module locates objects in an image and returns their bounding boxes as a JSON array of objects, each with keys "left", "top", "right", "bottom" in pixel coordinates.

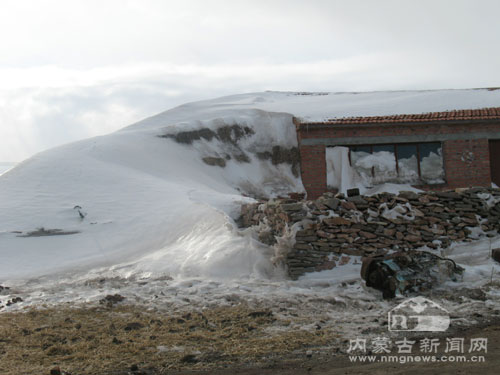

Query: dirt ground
[
  {"left": 186, "top": 323, "right": 500, "bottom": 375},
  {"left": 0, "top": 303, "right": 499, "bottom": 375}
]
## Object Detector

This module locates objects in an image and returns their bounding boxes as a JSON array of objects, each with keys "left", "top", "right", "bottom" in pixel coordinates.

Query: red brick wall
[
  {"left": 442, "top": 139, "right": 491, "bottom": 188},
  {"left": 297, "top": 120, "right": 500, "bottom": 196},
  {"left": 299, "top": 145, "right": 326, "bottom": 199},
  {"left": 298, "top": 122, "right": 500, "bottom": 139}
]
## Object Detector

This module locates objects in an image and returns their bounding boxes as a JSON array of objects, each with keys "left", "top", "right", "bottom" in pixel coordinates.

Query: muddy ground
[
  {"left": 0, "top": 302, "right": 499, "bottom": 375},
  {"left": 186, "top": 322, "right": 500, "bottom": 375}
]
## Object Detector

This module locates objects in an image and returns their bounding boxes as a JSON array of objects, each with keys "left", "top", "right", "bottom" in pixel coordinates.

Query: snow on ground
[{"left": 1, "top": 89, "right": 499, "bottom": 333}]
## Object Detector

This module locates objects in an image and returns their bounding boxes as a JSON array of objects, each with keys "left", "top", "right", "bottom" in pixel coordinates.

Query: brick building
[{"left": 296, "top": 107, "right": 500, "bottom": 199}]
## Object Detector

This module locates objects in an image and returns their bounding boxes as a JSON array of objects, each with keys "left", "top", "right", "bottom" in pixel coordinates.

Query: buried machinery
[{"left": 360, "top": 251, "right": 464, "bottom": 299}]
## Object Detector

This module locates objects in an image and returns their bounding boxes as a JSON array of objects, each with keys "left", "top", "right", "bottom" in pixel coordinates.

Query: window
[
  {"left": 419, "top": 143, "right": 445, "bottom": 184},
  {"left": 348, "top": 142, "right": 444, "bottom": 185},
  {"left": 396, "top": 144, "right": 419, "bottom": 182}
]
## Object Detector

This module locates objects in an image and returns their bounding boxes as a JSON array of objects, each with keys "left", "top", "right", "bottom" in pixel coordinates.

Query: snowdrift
[
  {"left": 2, "top": 89, "right": 500, "bottom": 282},
  {"left": 0, "top": 109, "right": 301, "bottom": 281}
]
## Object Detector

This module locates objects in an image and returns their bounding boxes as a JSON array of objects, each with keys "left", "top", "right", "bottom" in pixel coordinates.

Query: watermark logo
[{"left": 388, "top": 296, "right": 450, "bottom": 332}]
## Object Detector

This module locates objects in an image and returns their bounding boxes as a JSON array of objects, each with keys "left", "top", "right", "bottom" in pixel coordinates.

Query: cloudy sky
[{"left": 1, "top": 0, "right": 500, "bottom": 162}]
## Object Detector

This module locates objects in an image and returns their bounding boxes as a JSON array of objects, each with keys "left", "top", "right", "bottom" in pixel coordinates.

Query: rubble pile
[{"left": 238, "top": 188, "right": 500, "bottom": 279}]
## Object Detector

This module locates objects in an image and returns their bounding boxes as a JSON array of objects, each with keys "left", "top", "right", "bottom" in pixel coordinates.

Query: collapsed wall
[{"left": 238, "top": 188, "right": 500, "bottom": 279}]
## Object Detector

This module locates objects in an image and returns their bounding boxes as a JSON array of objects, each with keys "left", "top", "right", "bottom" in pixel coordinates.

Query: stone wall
[{"left": 238, "top": 188, "right": 500, "bottom": 279}]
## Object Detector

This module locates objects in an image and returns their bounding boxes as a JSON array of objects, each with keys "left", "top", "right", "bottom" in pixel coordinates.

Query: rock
[
  {"left": 359, "top": 231, "right": 377, "bottom": 239},
  {"left": 6, "top": 297, "right": 23, "bottom": 306},
  {"left": 124, "top": 322, "right": 144, "bottom": 331},
  {"left": 413, "top": 208, "right": 425, "bottom": 217},
  {"left": 314, "top": 201, "right": 328, "bottom": 210},
  {"left": 317, "top": 230, "right": 334, "bottom": 239},
  {"left": 233, "top": 153, "right": 250, "bottom": 163},
  {"left": 295, "top": 235, "right": 318, "bottom": 242},
  {"left": 459, "top": 288, "right": 487, "bottom": 301},
  {"left": 348, "top": 196, "right": 367, "bottom": 205},
  {"left": 323, "top": 217, "right": 352, "bottom": 226},
  {"left": 341, "top": 227, "right": 360, "bottom": 233},
  {"left": 419, "top": 195, "right": 431, "bottom": 203},
  {"left": 180, "top": 354, "right": 198, "bottom": 363},
  {"left": 290, "top": 212, "right": 306, "bottom": 221},
  {"left": 296, "top": 229, "right": 315, "bottom": 236},
  {"left": 258, "top": 231, "right": 275, "bottom": 245},
  {"left": 383, "top": 228, "right": 396, "bottom": 237},
  {"left": 399, "top": 191, "right": 419, "bottom": 200},
  {"left": 405, "top": 235, "right": 422, "bottom": 242},
  {"left": 281, "top": 203, "right": 303, "bottom": 212},
  {"left": 493, "top": 248, "right": 500, "bottom": 263},
  {"left": 339, "top": 248, "right": 364, "bottom": 256},
  {"left": 323, "top": 198, "right": 340, "bottom": 210},
  {"left": 341, "top": 201, "right": 357, "bottom": 210},
  {"left": 99, "top": 294, "right": 125, "bottom": 307},
  {"left": 339, "top": 256, "right": 351, "bottom": 265},
  {"left": 436, "top": 191, "right": 461, "bottom": 200},
  {"left": 130, "top": 364, "right": 139, "bottom": 372},
  {"left": 462, "top": 217, "right": 478, "bottom": 225},
  {"left": 315, "top": 260, "right": 336, "bottom": 271},
  {"left": 0, "top": 285, "right": 10, "bottom": 292},
  {"left": 202, "top": 156, "right": 226, "bottom": 167},
  {"left": 357, "top": 224, "right": 375, "bottom": 232},
  {"left": 293, "top": 243, "right": 313, "bottom": 250},
  {"left": 431, "top": 228, "right": 445, "bottom": 236},
  {"left": 248, "top": 310, "right": 273, "bottom": 318}
]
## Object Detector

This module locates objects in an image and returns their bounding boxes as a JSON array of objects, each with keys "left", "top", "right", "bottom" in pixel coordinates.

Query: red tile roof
[{"left": 301, "top": 107, "right": 500, "bottom": 125}]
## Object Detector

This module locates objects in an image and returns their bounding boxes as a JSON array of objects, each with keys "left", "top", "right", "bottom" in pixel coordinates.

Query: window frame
[{"left": 346, "top": 142, "right": 444, "bottom": 185}]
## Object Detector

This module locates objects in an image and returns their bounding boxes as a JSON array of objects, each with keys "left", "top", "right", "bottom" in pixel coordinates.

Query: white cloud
[{"left": 1, "top": 0, "right": 500, "bottom": 161}]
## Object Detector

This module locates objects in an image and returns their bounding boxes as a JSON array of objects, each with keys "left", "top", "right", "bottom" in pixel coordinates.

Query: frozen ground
[
  {"left": 2, "top": 236, "right": 499, "bottom": 339},
  {"left": 1, "top": 89, "right": 500, "bottom": 335}
]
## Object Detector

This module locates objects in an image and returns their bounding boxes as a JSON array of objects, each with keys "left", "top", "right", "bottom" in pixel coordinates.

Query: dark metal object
[
  {"left": 347, "top": 188, "right": 360, "bottom": 197},
  {"left": 361, "top": 251, "right": 464, "bottom": 299}
]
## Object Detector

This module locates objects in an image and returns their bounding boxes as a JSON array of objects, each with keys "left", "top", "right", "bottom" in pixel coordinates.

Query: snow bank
[{"left": 0, "top": 104, "right": 303, "bottom": 281}]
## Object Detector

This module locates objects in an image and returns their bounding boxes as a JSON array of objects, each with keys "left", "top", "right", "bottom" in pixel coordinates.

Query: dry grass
[{"left": 0, "top": 303, "right": 338, "bottom": 374}]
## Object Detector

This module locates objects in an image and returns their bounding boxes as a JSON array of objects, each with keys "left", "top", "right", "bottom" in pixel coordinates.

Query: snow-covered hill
[{"left": 1, "top": 89, "right": 500, "bottom": 283}]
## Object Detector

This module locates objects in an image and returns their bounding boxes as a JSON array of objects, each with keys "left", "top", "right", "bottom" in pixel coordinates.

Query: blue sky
[{"left": 1, "top": 0, "right": 500, "bottom": 161}]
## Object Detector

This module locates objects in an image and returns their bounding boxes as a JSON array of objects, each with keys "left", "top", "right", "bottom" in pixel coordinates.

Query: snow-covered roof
[
  {"left": 130, "top": 88, "right": 500, "bottom": 130},
  {"left": 299, "top": 106, "right": 500, "bottom": 125}
]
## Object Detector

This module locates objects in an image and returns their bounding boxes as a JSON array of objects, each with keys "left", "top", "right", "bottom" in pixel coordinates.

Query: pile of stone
[{"left": 238, "top": 187, "right": 500, "bottom": 279}]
